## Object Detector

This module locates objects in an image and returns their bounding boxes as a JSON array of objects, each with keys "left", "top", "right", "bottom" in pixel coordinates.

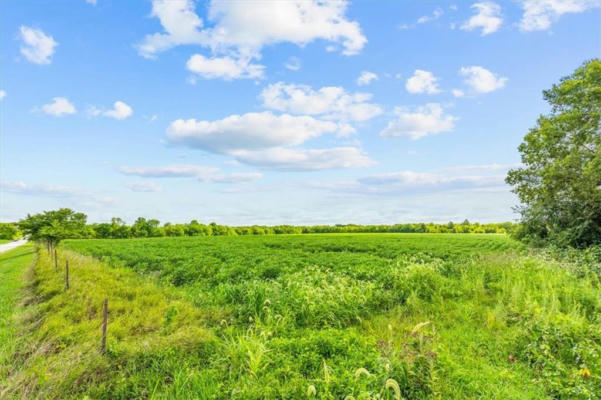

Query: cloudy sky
[{"left": 0, "top": 0, "right": 599, "bottom": 224}]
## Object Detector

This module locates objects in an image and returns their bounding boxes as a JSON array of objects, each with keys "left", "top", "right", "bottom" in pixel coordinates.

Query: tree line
[{"left": 8, "top": 209, "right": 515, "bottom": 244}]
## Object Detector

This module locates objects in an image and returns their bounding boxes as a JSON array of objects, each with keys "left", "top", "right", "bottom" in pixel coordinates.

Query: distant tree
[
  {"left": 0, "top": 223, "right": 19, "bottom": 240},
  {"left": 19, "top": 209, "right": 87, "bottom": 247},
  {"left": 110, "top": 217, "right": 130, "bottom": 238},
  {"left": 93, "top": 223, "right": 112, "bottom": 238},
  {"left": 507, "top": 59, "right": 601, "bottom": 247}
]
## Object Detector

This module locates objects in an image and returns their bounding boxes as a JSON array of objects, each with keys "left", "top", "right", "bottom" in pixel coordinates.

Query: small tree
[
  {"left": 506, "top": 59, "right": 601, "bottom": 247},
  {"left": 19, "top": 209, "right": 88, "bottom": 248}
]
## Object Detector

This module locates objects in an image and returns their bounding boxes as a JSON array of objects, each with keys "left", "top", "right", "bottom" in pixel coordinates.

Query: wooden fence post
[
  {"left": 54, "top": 249, "right": 58, "bottom": 271},
  {"left": 101, "top": 299, "right": 108, "bottom": 354},
  {"left": 65, "top": 260, "right": 69, "bottom": 290}
]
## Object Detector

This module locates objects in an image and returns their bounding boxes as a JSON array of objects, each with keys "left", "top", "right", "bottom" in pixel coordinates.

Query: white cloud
[
  {"left": 0, "top": 90, "right": 6, "bottom": 100},
  {"left": 284, "top": 56, "right": 301, "bottom": 71},
  {"left": 138, "top": 0, "right": 366, "bottom": 78},
  {"left": 461, "top": 2, "right": 503, "bottom": 35},
  {"left": 314, "top": 169, "right": 506, "bottom": 196},
  {"left": 380, "top": 103, "right": 457, "bottom": 140},
  {"left": 0, "top": 180, "right": 116, "bottom": 207},
  {"left": 358, "top": 171, "right": 500, "bottom": 186},
  {"left": 103, "top": 101, "right": 133, "bottom": 119},
  {"left": 460, "top": 66, "right": 507, "bottom": 93},
  {"left": 406, "top": 69, "right": 441, "bottom": 94},
  {"left": 119, "top": 164, "right": 262, "bottom": 183},
  {"left": 186, "top": 54, "right": 264, "bottom": 80},
  {"left": 168, "top": 112, "right": 338, "bottom": 153},
  {"left": 206, "top": 0, "right": 366, "bottom": 56},
  {"left": 260, "top": 82, "right": 382, "bottom": 122},
  {"left": 41, "top": 97, "right": 76, "bottom": 116},
  {"left": 1, "top": 180, "right": 80, "bottom": 197},
  {"left": 417, "top": 7, "right": 444, "bottom": 24},
  {"left": 211, "top": 172, "right": 263, "bottom": 183},
  {"left": 231, "top": 147, "right": 374, "bottom": 171},
  {"left": 19, "top": 26, "right": 58, "bottom": 65},
  {"left": 443, "top": 163, "right": 522, "bottom": 172},
  {"left": 86, "top": 0, "right": 97, "bottom": 4},
  {"left": 137, "top": 0, "right": 205, "bottom": 58},
  {"left": 120, "top": 164, "right": 219, "bottom": 178},
  {"left": 166, "top": 110, "right": 375, "bottom": 171},
  {"left": 127, "top": 182, "right": 163, "bottom": 192},
  {"left": 452, "top": 89, "right": 465, "bottom": 98},
  {"left": 519, "top": 0, "right": 601, "bottom": 31},
  {"left": 357, "top": 71, "right": 378, "bottom": 86}
]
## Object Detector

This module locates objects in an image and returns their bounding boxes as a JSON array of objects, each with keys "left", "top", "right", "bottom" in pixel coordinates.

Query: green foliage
[
  {"left": 18, "top": 208, "right": 87, "bottom": 246},
  {"left": 507, "top": 59, "right": 601, "bottom": 248},
  {"left": 87, "top": 220, "right": 515, "bottom": 239},
  {"left": 0, "top": 223, "right": 20, "bottom": 240},
  {"left": 1, "top": 248, "right": 215, "bottom": 399},
  {"left": 3, "top": 234, "right": 600, "bottom": 399}
]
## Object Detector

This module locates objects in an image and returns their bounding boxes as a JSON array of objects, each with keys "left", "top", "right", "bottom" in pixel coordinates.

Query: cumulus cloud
[
  {"left": 380, "top": 103, "right": 456, "bottom": 140},
  {"left": 41, "top": 97, "right": 76, "bottom": 116},
  {"left": 127, "top": 182, "right": 163, "bottom": 192},
  {"left": 406, "top": 69, "right": 441, "bottom": 94},
  {"left": 259, "top": 82, "right": 382, "bottom": 123},
  {"left": 461, "top": 2, "right": 503, "bottom": 35},
  {"left": 137, "top": 0, "right": 205, "bottom": 57},
  {"left": 88, "top": 101, "right": 133, "bottom": 119},
  {"left": 166, "top": 110, "right": 374, "bottom": 171},
  {"left": 186, "top": 54, "right": 264, "bottom": 80},
  {"left": 231, "top": 147, "right": 374, "bottom": 171},
  {"left": 119, "top": 164, "right": 262, "bottom": 183},
  {"left": 19, "top": 26, "right": 58, "bottom": 65},
  {"left": 168, "top": 112, "right": 339, "bottom": 153},
  {"left": 452, "top": 89, "right": 465, "bottom": 98},
  {"left": 138, "top": 0, "right": 366, "bottom": 79},
  {"left": 519, "top": 0, "right": 601, "bottom": 31},
  {"left": 357, "top": 71, "right": 378, "bottom": 86},
  {"left": 103, "top": 101, "right": 133, "bottom": 120},
  {"left": 460, "top": 66, "right": 507, "bottom": 93},
  {"left": 0, "top": 90, "right": 6, "bottom": 100}
]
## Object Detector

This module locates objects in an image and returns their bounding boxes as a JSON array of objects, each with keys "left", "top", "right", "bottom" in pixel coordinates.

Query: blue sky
[{"left": 1, "top": 0, "right": 599, "bottom": 224}]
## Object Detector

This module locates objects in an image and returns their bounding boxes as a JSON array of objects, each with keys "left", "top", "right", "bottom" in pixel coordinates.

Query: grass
[
  {"left": 2, "top": 234, "right": 600, "bottom": 399},
  {"left": 0, "top": 244, "right": 35, "bottom": 384}
]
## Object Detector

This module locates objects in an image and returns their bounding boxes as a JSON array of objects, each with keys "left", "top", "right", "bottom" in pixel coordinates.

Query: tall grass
[{"left": 2, "top": 235, "right": 600, "bottom": 399}]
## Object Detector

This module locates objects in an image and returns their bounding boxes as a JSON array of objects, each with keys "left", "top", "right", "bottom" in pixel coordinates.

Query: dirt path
[{"left": 0, "top": 239, "right": 28, "bottom": 254}]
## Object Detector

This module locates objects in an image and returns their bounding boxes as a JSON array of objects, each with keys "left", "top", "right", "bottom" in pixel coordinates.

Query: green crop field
[{"left": 2, "top": 234, "right": 600, "bottom": 399}]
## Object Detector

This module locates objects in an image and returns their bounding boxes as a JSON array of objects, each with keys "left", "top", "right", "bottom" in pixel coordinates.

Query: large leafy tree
[
  {"left": 506, "top": 59, "right": 601, "bottom": 247},
  {"left": 19, "top": 208, "right": 88, "bottom": 247}
]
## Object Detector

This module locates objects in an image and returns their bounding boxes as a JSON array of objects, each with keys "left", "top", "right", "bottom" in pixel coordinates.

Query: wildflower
[{"left": 579, "top": 368, "right": 591, "bottom": 378}]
